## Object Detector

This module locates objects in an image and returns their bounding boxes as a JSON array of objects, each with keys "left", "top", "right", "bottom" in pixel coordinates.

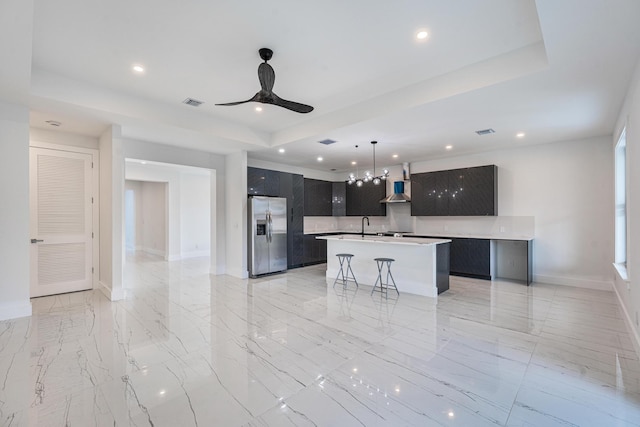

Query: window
[{"left": 615, "top": 127, "right": 627, "bottom": 268}]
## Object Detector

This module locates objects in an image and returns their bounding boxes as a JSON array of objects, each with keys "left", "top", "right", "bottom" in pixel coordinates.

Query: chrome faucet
[{"left": 361, "top": 216, "right": 370, "bottom": 236}]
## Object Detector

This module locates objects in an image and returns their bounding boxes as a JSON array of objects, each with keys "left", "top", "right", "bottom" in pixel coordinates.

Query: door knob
[{"left": 30, "top": 239, "right": 44, "bottom": 243}]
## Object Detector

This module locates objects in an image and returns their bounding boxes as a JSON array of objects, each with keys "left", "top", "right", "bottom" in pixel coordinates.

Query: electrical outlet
[
  {"left": 444, "top": 225, "right": 449, "bottom": 231},
  {"left": 500, "top": 226, "right": 506, "bottom": 233}
]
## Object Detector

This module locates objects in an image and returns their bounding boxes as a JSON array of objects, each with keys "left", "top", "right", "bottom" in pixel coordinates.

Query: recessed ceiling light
[
  {"left": 516, "top": 132, "right": 525, "bottom": 138},
  {"left": 255, "top": 106, "right": 263, "bottom": 112},
  {"left": 278, "top": 148, "right": 285, "bottom": 153},
  {"left": 416, "top": 30, "right": 429, "bottom": 40},
  {"left": 445, "top": 145, "right": 453, "bottom": 150},
  {"left": 392, "top": 154, "right": 399, "bottom": 158},
  {"left": 317, "top": 157, "right": 323, "bottom": 162},
  {"left": 132, "top": 64, "right": 145, "bottom": 73},
  {"left": 351, "top": 161, "right": 357, "bottom": 165}
]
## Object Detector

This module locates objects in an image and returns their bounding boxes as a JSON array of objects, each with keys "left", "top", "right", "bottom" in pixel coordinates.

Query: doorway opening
[{"left": 124, "top": 159, "right": 212, "bottom": 286}]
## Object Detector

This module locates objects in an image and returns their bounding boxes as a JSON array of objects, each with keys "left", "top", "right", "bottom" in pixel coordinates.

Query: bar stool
[
  {"left": 371, "top": 258, "right": 399, "bottom": 298},
  {"left": 333, "top": 254, "right": 358, "bottom": 288}
]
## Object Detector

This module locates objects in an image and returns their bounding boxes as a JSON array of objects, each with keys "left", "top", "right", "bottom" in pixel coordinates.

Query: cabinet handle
[{"left": 30, "top": 239, "right": 44, "bottom": 244}]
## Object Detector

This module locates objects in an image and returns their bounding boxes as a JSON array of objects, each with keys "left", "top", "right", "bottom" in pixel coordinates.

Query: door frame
[{"left": 29, "top": 140, "right": 100, "bottom": 292}]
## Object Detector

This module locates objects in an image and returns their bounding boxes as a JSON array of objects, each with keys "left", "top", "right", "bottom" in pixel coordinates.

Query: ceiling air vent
[
  {"left": 318, "top": 139, "right": 337, "bottom": 145},
  {"left": 182, "top": 98, "right": 204, "bottom": 107},
  {"left": 475, "top": 128, "right": 495, "bottom": 136}
]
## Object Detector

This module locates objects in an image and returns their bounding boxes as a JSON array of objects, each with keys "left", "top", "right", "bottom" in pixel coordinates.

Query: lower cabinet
[
  {"left": 303, "top": 234, "right": 327, "bottom": 265},
  {"left": 449, "top": 238, "right": 491, "bottom": 279}
]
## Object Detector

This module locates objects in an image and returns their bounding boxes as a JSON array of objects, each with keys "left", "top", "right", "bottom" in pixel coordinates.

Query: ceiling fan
[{"left": 216, "top": 48, "right": 314, "bottom": 114}]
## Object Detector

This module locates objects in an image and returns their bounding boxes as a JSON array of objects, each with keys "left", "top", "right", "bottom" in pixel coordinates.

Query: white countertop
[
  {"left": 304, "top": 230, "right": 533, "bottom": 241},
  {"left": 316, "top": 234, "right": 450, "bottom": 246},
  {"left": 405, "top": 232, "right": 534, "bottom": 241}
]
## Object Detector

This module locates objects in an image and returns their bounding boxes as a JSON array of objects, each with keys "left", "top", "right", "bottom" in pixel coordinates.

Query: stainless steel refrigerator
[{"left": 248, "top": 196, "right": 287, "bottom": 277}]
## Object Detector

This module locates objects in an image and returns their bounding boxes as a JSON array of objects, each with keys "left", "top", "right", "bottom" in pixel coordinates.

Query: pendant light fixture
[{"left": 348, "top": 141, "right": 389, "bottom": 186}]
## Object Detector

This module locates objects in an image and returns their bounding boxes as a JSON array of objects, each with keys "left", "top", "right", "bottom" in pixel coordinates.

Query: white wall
[
  {"left": 141, "top": 181, "right": 168, "bottom": 257},
  {"left": 0, "top": 102, "right": 31, "bottom": 320},
  {"left": 125, "top": 163, "right": 210, "bottom": 260},
  {"left": 613, "top": 56, "right": 640, "bottom": 349},
  {"left": 98, "top": 126, "right": 125, "bottom": 300},
  {"left": 180, "top": 173, "right": 211, "bottom": 258},
  {"left": 124, "top": 180, "right": 142, "bottom": 251},
  {"left": 226, "top": 151, "right": 248, "bottom": 278}
]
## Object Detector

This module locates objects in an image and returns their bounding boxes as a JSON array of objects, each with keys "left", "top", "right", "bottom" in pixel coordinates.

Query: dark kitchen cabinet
[
  {"left": 345, "top": 180, "right": 387, "bottom": 216},
  {"left": 436, "top": 242, "right": 451, "bottom": 294},
  {"left": 450, "top": 238, "right": 491, "bottom": 279},
  {"left": 332, "top": 182, "right": 346, "bottom": 216},
  {"left": 411, "top": 165, "right": 497, "bottom": 216},
  {"left": 303, "top": 234, "right": 327, "bottom": 265},
  {"left": 247, "top": 167, "right": 280, "bottom": 197},
  {"left": 411, "top": 169, "right": 449, "bottom": 216},
  {"left": 280, "top": 172, "right": 305, "bottom": 268},
  {"left": 448, "top": 165, "right": 497, "bottom": 216},
  {"left": 304, "top": 178, "right": 332, "bottom": 216}
]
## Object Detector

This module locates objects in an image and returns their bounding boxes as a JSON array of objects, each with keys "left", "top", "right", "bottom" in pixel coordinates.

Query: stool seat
[
  {"left": 334, "top": 254, "right": 358, "bottom": 289},
  {"left": 371, "top": 258, "right": 399, "bottom": 298}
]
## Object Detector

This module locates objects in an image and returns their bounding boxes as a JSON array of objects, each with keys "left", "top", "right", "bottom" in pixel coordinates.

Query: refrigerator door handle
[{"left": 267, "top": 211, "right": 272, "bottom": 243}]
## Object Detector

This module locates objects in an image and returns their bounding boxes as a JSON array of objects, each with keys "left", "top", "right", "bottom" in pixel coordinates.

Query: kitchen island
[{"left": 316, "top": 234, "right": 451, "bottom": 298}]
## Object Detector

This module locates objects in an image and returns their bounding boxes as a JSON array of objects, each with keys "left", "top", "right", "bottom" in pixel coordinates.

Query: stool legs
[
  {"left": 371, "top": 258, "right": 399, "bottom": 298},
  {"left": 333, "top": 254, "right": 358, "bottom": 288}
]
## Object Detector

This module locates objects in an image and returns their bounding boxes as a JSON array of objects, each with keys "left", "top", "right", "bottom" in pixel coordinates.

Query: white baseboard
[
  {"left": 0, "top": 300, "right": 32, "bottom": 321},
  {"left": 167, "top": 254, "right": 181, "bottom": 262},
  {"left": 98, "top": 281, "right": 125, "bottom": 301},
  {"left": 141, "top": 247, "right": 166, "bottom": 257},
  {"left": 226, "top": 267, "right": 249, "bottom": 279},
  {"left": 211, "top": 264, "right": 226, "bottom": 275},
  {"left": 613, "top": 282, "right": 640, "bottom": 360},
  {"left": 535, "top": 274, "right": 613, "bottom": 291},
  {"left": 181, "top": 250, "right": 210, "bottom": 259}
]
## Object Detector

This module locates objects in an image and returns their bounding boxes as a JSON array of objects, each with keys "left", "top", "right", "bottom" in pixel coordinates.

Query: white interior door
[{"left": 30, "top": 147, "right": 93, "bottom": 298}]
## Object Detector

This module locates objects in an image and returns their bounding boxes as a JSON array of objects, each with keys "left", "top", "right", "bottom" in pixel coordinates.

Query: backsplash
[{"left": 304, "top": 206, "right": 534, "bottom": 239}]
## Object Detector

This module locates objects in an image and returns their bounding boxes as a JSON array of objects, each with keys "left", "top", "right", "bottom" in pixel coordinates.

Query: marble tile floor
[{"left": 2, "top": 254, "right": 640, "bottom": 426}]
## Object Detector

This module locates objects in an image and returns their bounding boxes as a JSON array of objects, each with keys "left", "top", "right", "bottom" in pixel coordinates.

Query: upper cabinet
[
  {"left": 248, "top": 167, "right": 280, "bottom": 197},
  {"left": 346, "top": 180, "right": 387, "bottom": 216},
  {"left": 332, "top": 181, "right": 346, "bottom": 217},
  {"left": 411, "top": 165, "right": 497, "bottom": 216},
  {"left": 304, "top": 178, "right": 333, "bottom": 216}
]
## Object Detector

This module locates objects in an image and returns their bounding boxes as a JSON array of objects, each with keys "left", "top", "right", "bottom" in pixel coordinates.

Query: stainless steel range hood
[{"left": 380, "top": 181, "right": 411, "bottom": 203}]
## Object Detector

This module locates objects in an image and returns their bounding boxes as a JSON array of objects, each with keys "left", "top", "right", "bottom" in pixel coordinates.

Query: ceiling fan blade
[
  {"left": 258, "top": 63, "right": 275, "bottom": 92},
  {"left": 271, "top": 93, "right": 314, "bottom": 114},
  {"left": 215, "top": 92, "right": 260, "bottom": 106}
]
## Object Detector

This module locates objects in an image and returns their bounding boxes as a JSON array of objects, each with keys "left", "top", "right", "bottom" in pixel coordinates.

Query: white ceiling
[{"left": 8, "top": 0, "right": 640, "bottom": 173}]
